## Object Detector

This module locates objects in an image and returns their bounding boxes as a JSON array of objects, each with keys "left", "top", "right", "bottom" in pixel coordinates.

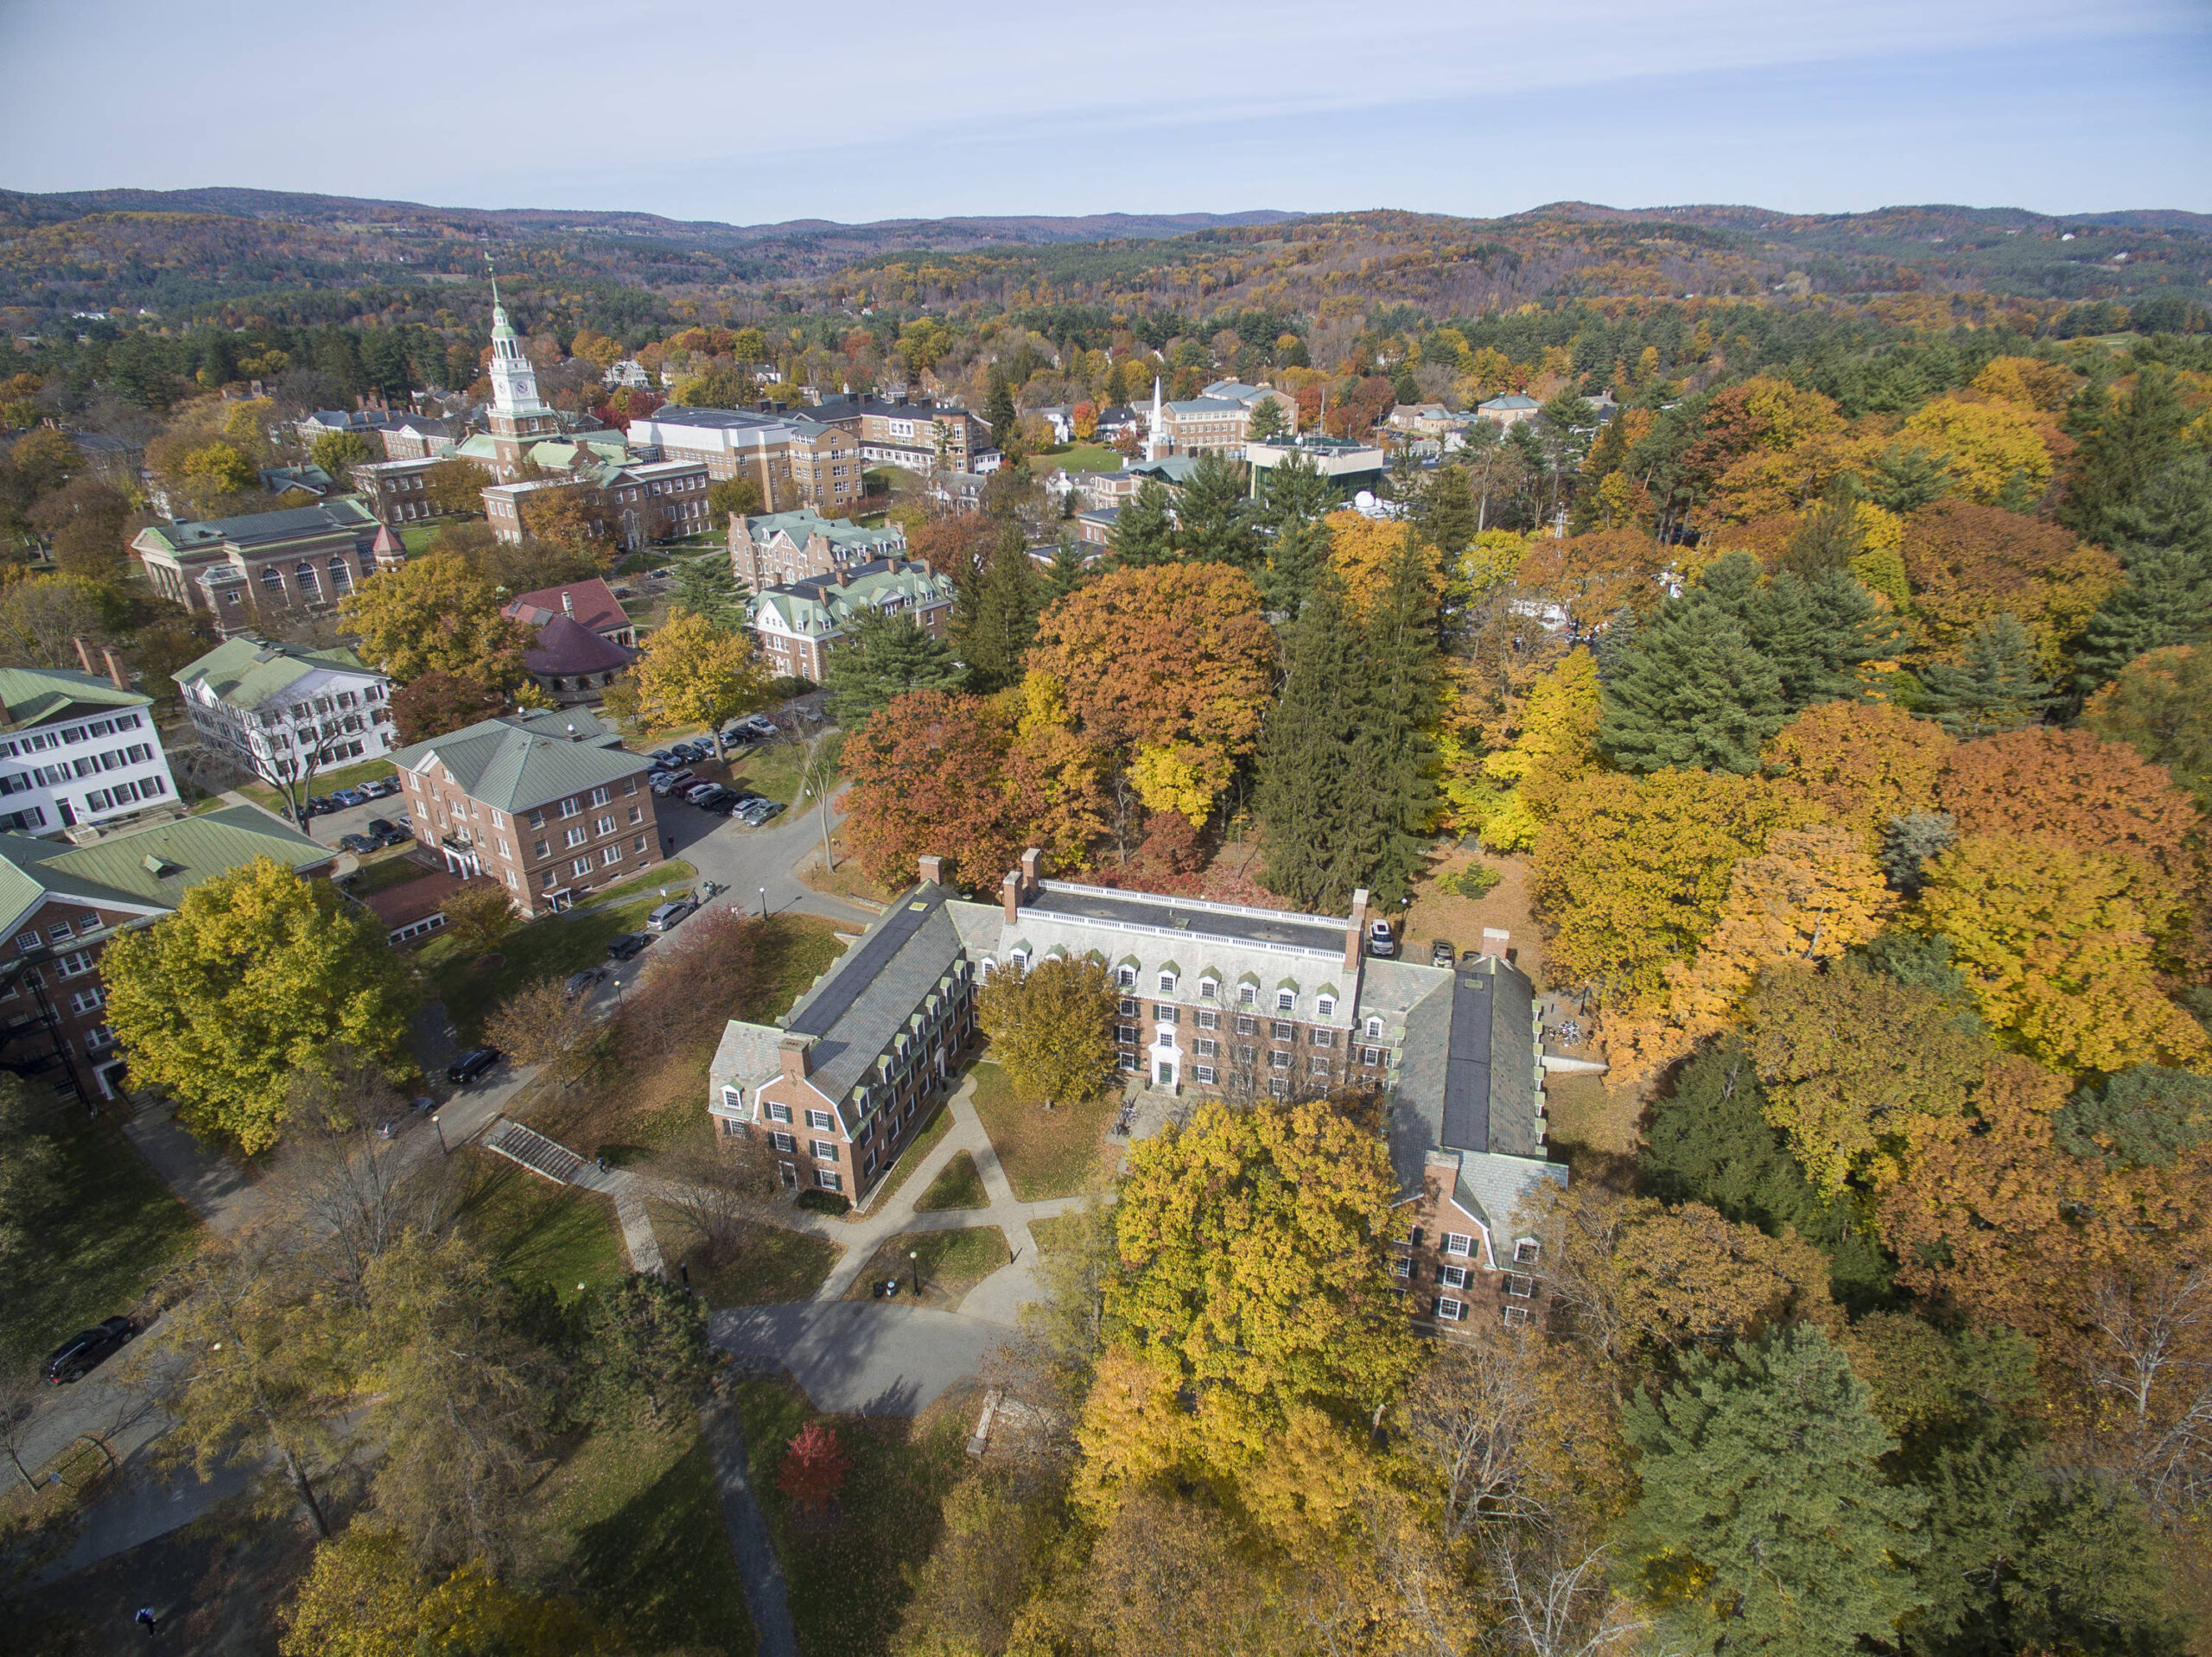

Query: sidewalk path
[{"left": 697, "top": 1400, "right": 798, "bottom": 1657}]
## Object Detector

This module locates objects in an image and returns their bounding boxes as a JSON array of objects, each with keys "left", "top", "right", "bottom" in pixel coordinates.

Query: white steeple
[
  {"left": 486, "top": 253, "right": 548, "bottom": 419},
  {"left": 1145, "top": 375, "right": 1166, "bottom": 462}
]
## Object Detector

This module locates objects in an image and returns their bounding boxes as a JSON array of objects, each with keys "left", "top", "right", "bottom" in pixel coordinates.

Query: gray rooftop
[
  {"left": 784, "top": 879, "right": 966, "bottom": 1108},
  {"left": 1027, "top": 880, "right": 1347, "bottom": 960},
  {"left": 388, "top": 708, "right": 644, "bottom": 814}
]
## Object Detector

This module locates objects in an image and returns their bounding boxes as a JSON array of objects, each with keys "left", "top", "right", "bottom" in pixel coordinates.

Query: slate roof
[
  {"left": 389, "top": 710, "right": 645, "bottom": 814},
  {"left": 524, "top": 614, "right": 632, "bottom": 676},
  {"left": 1027, "top": 881, "right": 1345, "bottom": 959},
  {"left": 173, "top": 637, "right": 375, "bottom": 710},
  {"left": 1478, "top": 394, "right": 1540, "bottom": 411},
  {"left": 0, "top": 803, "right": 331, "bottom": 938},
  {"left": 137, "top": 498, "right": 378, "bottom": 555},
  {"left": 0, "top": 667, "right": 150, "bottom": 733},
  {"left": 753, "top": 560, "right": 953, "bottom": 635},
  {"left": 502, "top": 577, "right": 628, "bottom": 637},
  {"left": 739, "top": 510, "right": 904, "bottom": 557},
  {"left": 709, "top": 1018, "right": 787, "bottom": 1114},
  {"left": 781, "top": 879, "right": 966, "bottom": 1108},
  {"left": 1165, "top": 397, "right": 1248, "bottom": 416}
]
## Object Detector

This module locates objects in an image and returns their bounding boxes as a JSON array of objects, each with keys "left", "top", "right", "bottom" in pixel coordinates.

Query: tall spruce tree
[
  {"left": 1256, "top": 454, "right": 1336, "bottom": 618},
  {"left": 1042, "top": 536, "right": 1090, "bottom": 604},
  {"left": 1599, "top": 582, "right": 1786, "bottom": 773},
  {"left": 671, "top": 552, "right": 747, "bottom": 630},
  {"left": 823, "top": 608, "right": 962, "bottom": 730},
  {"left": 1109, "top": 480, "right": 1177, "bottom": 568},
  {"left": 1173, "top": 452, "right": 1262, "bottom": 574},
  {"left": 1359, "top": 530, "right": 1442, "bottom": 904},
  {"left": 2073, "top": 454, "right": 2212, "bottom": 688},
  {"left": 961, "top": 538, "right": 1042, "bottom": 690},
  {"left": 1624, "top": 1325, "right": 1929, "bottom": 1656},
  {"left": 1747, "top": 568, "right": 1891, "bottom": 710},
  {"left": 1255, "top": 577, "right": 1372, "bottom": 911},
  {"left": 2063, "top": 363, "right": 2190, "bottom": 544},
  {"left": 1917, "top": 613, "right": 2054, "bottom": 736}
]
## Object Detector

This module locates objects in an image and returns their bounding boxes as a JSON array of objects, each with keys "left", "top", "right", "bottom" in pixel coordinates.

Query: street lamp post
[
  {"left": 758, "top": 886, "right": 767, "bottom": 920},
  {"left": 909, "top": 1248, "right": 920, "bottom": 1298},
  {"left": 431, "top": 1114, "right": 448, "bottom": 1156}
]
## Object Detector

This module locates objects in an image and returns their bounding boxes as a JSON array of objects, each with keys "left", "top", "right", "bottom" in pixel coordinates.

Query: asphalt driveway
[{"left": 710, "top": 1304, "right": 1013, "bottom": 1414}]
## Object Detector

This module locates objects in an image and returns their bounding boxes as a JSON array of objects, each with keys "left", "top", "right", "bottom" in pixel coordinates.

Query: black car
[
  {"left": 44, "top": 1317, "right": 134, "bottom": 1384},
  {"left": 607, "top": 932, "right": 652, "bottom": 962},
  {"left": 365, "top": 817, "right": 399, "bottom": 839},
  {"left": 376, "top": 827, "right": 414, "bottom": 848},
  {"left": 564, "top": 966, "right": 608, "bottom": 998},
  {"left": 447, "top": 1046, "right": 501, "bottom": 1084},
  {"left": 338, "top": 833, "right": 378, "bottom": 854}
]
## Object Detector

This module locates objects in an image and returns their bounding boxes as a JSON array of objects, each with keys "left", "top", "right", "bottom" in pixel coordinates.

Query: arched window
[
  {"left": 327, "top": 555, "right": 353, "bottom": 593},
  {"left": 259, "top": 566, "right": 283, "bottom": 596},
  {"left": 293, "top": 562, "right": 321, "bottom": 602}
]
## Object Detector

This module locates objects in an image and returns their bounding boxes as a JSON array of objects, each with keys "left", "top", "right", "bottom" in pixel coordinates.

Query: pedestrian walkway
[
  {"left": 697, "top": 1400, "right": 798, "bottom": 1657},
  {"left": 571, "top": 1160, "right": 664, "bottom": 1275}
]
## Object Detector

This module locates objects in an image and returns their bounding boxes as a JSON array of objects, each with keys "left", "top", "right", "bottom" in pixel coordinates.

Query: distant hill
[{"left": 0, "top": 184, "right": 2201, "bottom": 330}]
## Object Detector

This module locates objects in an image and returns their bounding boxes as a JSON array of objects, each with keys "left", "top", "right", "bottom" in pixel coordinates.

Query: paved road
[
  {"left": 710, "top": 1304, "right": 1014, "bottom": 1415},
  {"left": 647, "top": 735, "right": 874, "bottom": 932}
]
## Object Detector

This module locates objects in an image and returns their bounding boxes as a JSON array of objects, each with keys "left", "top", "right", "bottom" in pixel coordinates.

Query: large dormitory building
[{"left": 709, "top": 852, "right": 1577, "bottom": 1335}]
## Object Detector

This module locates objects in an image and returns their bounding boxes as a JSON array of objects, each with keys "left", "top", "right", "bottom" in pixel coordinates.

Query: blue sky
[{"left": 5, "top": 0, "right": 2207, "bottom": 222}]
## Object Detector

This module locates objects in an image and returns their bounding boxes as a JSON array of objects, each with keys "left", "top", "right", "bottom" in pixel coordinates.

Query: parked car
[
  {"left": 647, "top": 749, "right": 676, "bottom": 767},
  {"left": 43, "top": 1317, "right": 135, "bottom": 1385},
  {"left": 362, "top": 778, "right": 401, "bottom": 799},
  {"left": 607, "top": 932, "right": 652, "bottom": 962},
  {"left": 646, "top": 899, "right": 696, "bottom": 931},
  {"left": 733, "top": 714, "right": 778, "bottom": 740},
  {"left": 1431, "top": 939, "right": 1456, "bottom": 968},
  {"left": 365, "top": 817, "right": 399, "bottom": 838},
  {"left": 338, "top": 832, "right": 378, "bottom": 854},
  {"left": 331, "top": 787, "right": 371, "bottom": 809},
  {"left": 378, "top": 827, "right": 413, "bottom": 848},
  {"left": 1366, "top": 918, "right": 1397, "bottom": 958},
  {"left": 305, "top": 795, "right": 335, "bottom": 817},
  {"left": 695, "top": 788, "right": 741, "bottom": 814},
  {"left": 650, "top": 770, "right": 696, "bottom": 796},
  {"left": 564, "top": 966, "right": 608, "bottom": 999},
  {"left": 682, "top": 782, "right": 722, "bottom": 805},
  {"left": 738, "top": 799, "right": 785, "bottom": 826},
  {"left": 447, "top": 1046, "right": 501, "bottom": 1084}
]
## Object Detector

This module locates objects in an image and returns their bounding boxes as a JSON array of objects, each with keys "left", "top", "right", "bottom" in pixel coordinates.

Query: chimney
[
  {"left": 779, "top": 1032, "right": 812, "bottom": 1086},
  {"left": 73, "top": 635, "right": 96, "bottom": 675},
  {"left": 1019, "top": 847, "right": 1041, "bottom": 895},
  {"left": 833, "top": 566, "right": 848, "bottom": 587},
  {"left": 561, "top": 589, "right": 575, "bottom": 616},
  {"left": 1479, "top": 928, "right": 1510, "bottom": 959},
  {"left": 1001, "top": 869, "right": 1020, "bottom": 924},
  {"left": 918, "top": 854, "right": 944, "bottom": 886},
  {"left": 101, "top": 647, "right": 128, "bottom": 691},
  {"left": 1344, "top": 887, "right": 1370, "bottom": 973}
]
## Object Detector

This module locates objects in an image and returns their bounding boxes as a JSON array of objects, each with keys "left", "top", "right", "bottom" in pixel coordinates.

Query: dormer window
[
  {"left": 1157, "top": 973, "right": 1175, "bottom": 998},
  {"left": 1117, "top": 966, "right": 1137, "bottom": 990},
  {"left": 1198, "top": 978, "right": 1217, "bottom": 1000},
  {"left": 1364, "top": 1016, "right": 1384, "bottom": 1040},
  {"left": 1317, "top": 994, "right": 1337, "bottom": 1018},
  {"left": 1237, "top": 982, "right": 1257, "bottom": 1007},
  {"left": 1276, "top": 988, "right": 1296, "bottom": 1013}
]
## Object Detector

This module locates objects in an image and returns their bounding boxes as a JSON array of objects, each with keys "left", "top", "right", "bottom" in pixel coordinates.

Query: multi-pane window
[
  {"left": 810, "top": 1139, "right": 838, "bottom": 1162},
  {"left": 1269, "top": 1050, "right": 1292, "bottom": 1070},
  {"left": 54, "top": 950, "right": 93, "bottom": 977},
  {"left": 1514, "top": 1240, "right": 1541, "bottom": 1265},
  {"left": 590, "top": 786, "right": 612, "bottom": 806},
  {"left": 1157, "top": 973, "right": 1175, "bottom": 997},
  {"left": 1310, "top": 1029, "right": 1333, "bottom": 1048},
  {"left": 1505, "top": 1273, "right": 1536, "bottom": 1299},
  {"left": 1365, "top": 1017, "right": 1384, "bottom": 1040},
  {"left": 572, "top": 857, "right": 592, "bottom": 877},
  {"left": 1117, "top": 1051, "right": 1140, "bottom": 1071},
  {"left": 1117, "top": 966, "right": 1136, "bottom": 989},
  {"left": 1276, "top": 989, "right": 1296, "bottom": 1013},
  {"left": 1198, "top": 979, "right": 1217, "bottom": 1000},
  {"left": 1118, "top": 998, "right": 1138, "bottom": 1017},
  {"left": 816, "top": 1170, "right": 842, "bottom": 1193},
  {"left": 1195, "top": 1010, "right": 1219, "bottom": 1031},
  {"left": 1363, "top": 1045, "right": 1384, "bottom": 1066},
  {"left": 770, "top": 1130, "right": 797, "bottom": 1153},
  {"left": 1236, "top": 1044, "right": 1258, "bottom": 1064},
  {"left": 1116, "top": 1025, "right": 1138, "bottom": 1046},
  {"left": 1503, "top": 1305, "right": 1532, "bottom": 1328},
  {"left": 1443, "top": 1233, "right": 1474, "bottom": 1258},
  {"left": 1194, "top": 1038, "right": 1217, "bottom": 1058},
  {"left": 1440, "top": 1264, "right": 1469, "bottom": 1289},
  {"left": 1317, "top": 994, "right": 1336, "bottom": 1018},
  {"left": 595, "top": 816, "right": 615, "bottom": 836},
  {"left": 766, "top": 1102, "right": 792, "bottom": 1123},
  {"left": 806, "top": 1108, "right": 835, "bottom": 1130},
  {"left": 1156, "top": 1005, "right": 1179, "bottom": 1024},
  {"left": 1193, "top": 1063, "right": 1217, "bottom": 1084},
  {"left": 1236, "top": 982, "right": 1256, "bottom": 1006},
  {"left": 1308, "top": 1056, "right": 1330, "bottom": 1075},
  {"left": 1436, "top": 1298, "right": 1466, "bottom": 1323},
  {"left": 1271, "top": 1020, "right": 1294, "bottom": 1040},
  {"left": 1235, "top": 1014, "right": 1256, "bottom": 1036},
  {"left": 559, "top": 797, "right": 582, "bottom": 818},
  {"left": 600, "top": 847, "right": 622, "bottom": 867},
  {"left": 566, "top": 828, "right": 588, "bottom": 848}
]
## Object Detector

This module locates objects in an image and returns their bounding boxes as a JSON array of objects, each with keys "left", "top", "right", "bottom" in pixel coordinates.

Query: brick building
[
  {"left": 173, "top": 636, "right": 395, "bottom": 780},
  {"left": 622, "top": 406, "right": 862, "bottom": 515},
  {"left": 797, "top": 392, "right": 993, "bottom": 474},
  {"left": 0, "top": 804, "right": 332, "bottom": 1103},
  {"left": 132, "top": 499, "right": 383, "bottom": 635},
  {"left": 728, "top": 510, "right": 906, "bottom": 593},
  {"left": 748, "top": 559, "right": 954, "bottom": 683},
  {"left": 388, "top": 709, "right": 661, "bottom": 917},
  {"left": 709, "top": 850, "right": 1573, "bottom": 1309}
]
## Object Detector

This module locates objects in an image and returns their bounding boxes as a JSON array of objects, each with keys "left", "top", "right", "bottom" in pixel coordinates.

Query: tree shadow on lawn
[{"left": 559, "top": 1427, "right": 752, "bottom": 1656}]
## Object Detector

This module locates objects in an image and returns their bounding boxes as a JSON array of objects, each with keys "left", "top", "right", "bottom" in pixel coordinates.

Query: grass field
[
  {"left": 855, "top": 1097, "right": 950, "bottom": 1216},
  {"left": 967, "top": 1061, "right": 1118, "bottom": 1201},
  {"left": 455, "top": 1150, "right": 627, "bottom": 1301},
  {"left": 2, "top": 1115, "right": 201, "bottom": 1368},
  {"left": 913, "top": 1150, "right": 987, "bottom": 1211},
  {"left": 337, "top": 847, "right": 439, "bottom": 897},
  {"left": 530, "top": 1416, "right": 755, "bottom": 1655},
  {"left": 647, "top": 1201, "right": 842, "bottom": 1306},
  {"left": 842, "top": 1227, "right": 1009, "bottom": 1308},
  {"left": 423, "top": 892, "right": 670, "bottom": 1040},
  {"left": 734, "top": 1378, "right": 970, "bottom": 1657},
  {"left": 1039, "top": 442, "right": 1126, "bottom": 474}
]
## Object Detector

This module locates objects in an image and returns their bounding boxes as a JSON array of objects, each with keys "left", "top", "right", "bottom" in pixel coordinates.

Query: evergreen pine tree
[
  {"left": 1412, "top": 463, "right": 1478, "bottom": 567},
  {"left": 1750, "top": 568, "right": 1891, "bottom": 710},
  {"left": 1878, "top": 811, "right": 1959, "bottom": 895},
  {"left": 1261, "top": 515, "right": 1332, "bottom": 620},
  {"left": 2063, "top": 363, "right": 2190, "bottom": 544},
  {"left": 823, "top": 608, "right": 962, "bottom": 730},
  {"left": 671, "top": 552, "right": 747, "bottom": 630},
  {"left": 1042, "top": 536, "right": 1090, "bottom": 604},
  {"left": 1599, "top": 562, "right": 1787, "bottom": 773},
  {"left": 2073, "top": 454, "right": 2212, "bottom": 688},
  {"left": 1173, "top": 452, "right": 1262, "bottom": 574},
  {"left": 1391, "top": 363, "right": 1421, "bottom": 405},
  {"left": 1255, "top": 576, "right": 1368, "bottom": 911},
  {"left": 1108, "top": 480, "right": 1177, "bottom": 568},
  {"left": 1917, "top": 613, "right": 2054, "bottom": 737},
  {"left": 984, "top": 363, "right": 1018, "bottom": 446},
  {"left": 1624, "top": 1326, "right": 1929, "bottom": 1656},
  {"left": 1246, "top": 395, "right": 1287, "bottom": 442},
  {"left": 1357, "top": 530, "right": 1442, "bottom": 905},
  {"left": 961, "top": 537, "right": 1042, "bottom": 690}
]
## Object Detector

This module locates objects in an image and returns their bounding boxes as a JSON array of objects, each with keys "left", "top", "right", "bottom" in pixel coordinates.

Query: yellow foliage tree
[
  {"left": 1895, "top": 397, "right": 2054, "bottom": 504},
  {"left": 339, "top": 551, "right": 534, "bottom": 689},
  {"left": 1324, "top": 511, "right": 1443, "bottom": 618},
  {"left": 1475, "top": 648, "right": 1602, "bottom": 852},
  {"left": 1919, "top": 834, "right": 2212, "bottom": 1076},
  {"left": 628, "top": 609, "right": 768, "bottom": 738},
  {"left": 1847, "top": 501, "right": 1910, "bottom": 605},
  {"left": 1969, "top": 356, "right": 2076, "bottom": 411},
  {"left": 1763, "top": 701, "right": 1953, "bottom": 846}
]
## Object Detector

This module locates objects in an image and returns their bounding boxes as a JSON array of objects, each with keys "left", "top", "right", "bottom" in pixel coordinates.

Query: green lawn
[
  {"left": 1039, "top": 442, "right": 1126, "bottom": 474},
  {"left": 531, "top": 1416, "right": 755, "bottom": 1656},
  {"left": 648, "top": 1202, "right": 842, "bottom": 1306},
  {"left": 842, "top": 1227, "right": 1009, "bottom": 1308},
  {"left": 2, "top": 1115, "right": 201, "bottom": 1368},
  {"left": 734, "top": 1379, "right": 969, "bottom": 1657},
  {"left": 721, "top": 739, "right": 812, "bottom": 809},
  {"left": 967, "top": 1061, "right": 1119, "bottom": 1201},
  {"left": 423, "top": 892, "right": 667, "bottom": 1040},
  {"left": 455, "top": 1151, "right": 627, "bottom": 1300},
  {"left": 235, "top": 754, "right": 397, "bottom": 818},
  {"left": 914, "top": 1150, "right": 987, "bottom": 1212},
  {"left": 582, "top": 857, "right": 697, "bottom": 910},
  {"left": 336, "top": 847, "right": 437, "bottom": 898}
]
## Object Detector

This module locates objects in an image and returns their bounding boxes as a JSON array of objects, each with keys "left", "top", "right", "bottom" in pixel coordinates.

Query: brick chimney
[
  {"left": 101, "top": 647, "right": 128, "bottom": 690},
  {"left": 1019, "top": 847, "right": 1041, "bottom": 895},
  {"left": 73, "top": 635, "right": 96, "bottom": 675},
  {"left": 918, "top": 853, "right": 944, "bottom": 886},
  {"left": 1344, "top": 888, "right": 1370, "bottom": 973},
  {"left": 1001, "top": 869, "right": 1020, "bottom": 924},
  {"left": 779, "top": 1032, "right": 812, "bottom": 1086},
  {"left": 1479, "top": 928, "right": 1510, "bottom": 959}
]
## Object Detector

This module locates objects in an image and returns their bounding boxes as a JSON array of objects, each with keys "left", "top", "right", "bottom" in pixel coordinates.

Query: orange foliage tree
[
  {"left": 1763, "top": 702, "right": 1954, "bottom": 847},
  {"left": 842, "top": 689, "right": 1025, "bottom": 892},
  {"left": 1899, "top": 500, "right": 2121, "bottom": 667},
  {"left": 1513, "top": 529, "right": 1669, "bottom": 632},
  {"left": 1936, "top": 726, "right": 2203, "bottom": 890}
]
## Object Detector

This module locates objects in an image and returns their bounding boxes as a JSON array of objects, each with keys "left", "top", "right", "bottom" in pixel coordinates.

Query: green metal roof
[
  {"left": 0, "top": 666, "right": 151, "bottom": 733},
  {"left": 389, "top": 710, "right": 645, "bottom": 814},
  {"left": 0, "top": 803, "right": 331, "bottom": 937},
  {"left": 172, "top": 637, "right": 374, "bottom": 710}
]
